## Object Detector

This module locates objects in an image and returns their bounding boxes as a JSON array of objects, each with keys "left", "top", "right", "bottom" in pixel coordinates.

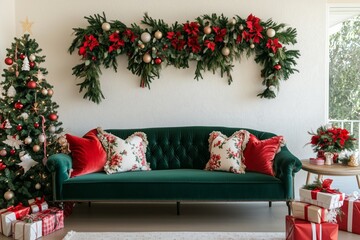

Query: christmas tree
[{"left": 0, "top": 34, "right": 63, "bottom": 208}]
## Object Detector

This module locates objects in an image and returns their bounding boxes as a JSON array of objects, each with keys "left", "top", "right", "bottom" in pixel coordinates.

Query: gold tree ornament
[{"left": 21, "top": 17, "right": 34, "bottom": 34}]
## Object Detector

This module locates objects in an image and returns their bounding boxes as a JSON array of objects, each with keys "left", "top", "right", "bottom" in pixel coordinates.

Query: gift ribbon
[
  {"left": 30, "top": 196, "right": 46, "bottom": 212},
  {"left": 347, "top": 191, "right": 359, "bottom": 232},
  {"left": 13, "top": 219, "right": 41, "bottom": 240},
  {"left": 311, "top": 222, "right": 322, "bottom": 240},
  {"left": 304, "top": 204, "right": 326, "bottom": 223},
  {"left": 7, "top": 203, "right": 26, "bottom": 219},
  {"left": 310, "top": 179, "right": 343, "bottom": 201}
]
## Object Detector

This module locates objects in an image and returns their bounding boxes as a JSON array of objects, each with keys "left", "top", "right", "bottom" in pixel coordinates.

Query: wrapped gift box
[
  {"left": 0, "top": 204, "right": 30, "bottom": 236},
  {"left": 11, "top": 219, "right": 42, "bottom": 240},
  {"left": 336, "top": 193, "right": 360, "bottom": 234},
  {"left": 292, "top": 201, "right": 329, "bottom": 223},
  {"left": 28, "top": 197, "right": 48, "bottom": 214},
  {"left": 286, "top": 215, "right": 338, "bottom": 240},
  {"left": 24, "top": 207, "right": 64, "bottom": 236},
  {"left": 300, "top": 188, "right": 345, "bottom": 209}
]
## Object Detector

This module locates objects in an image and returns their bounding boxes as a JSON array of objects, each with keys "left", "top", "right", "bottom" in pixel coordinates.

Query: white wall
[
  {"left": 2, "top": 0, "right": 358, "bottom": 194},
  {"left": 0, "top": 0, "right": 15, "bottom": 71}
]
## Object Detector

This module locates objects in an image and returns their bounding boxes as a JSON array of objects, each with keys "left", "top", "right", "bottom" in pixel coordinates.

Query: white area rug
[{"left": 63, "top": 231, "right": 285, "bottom": 240}]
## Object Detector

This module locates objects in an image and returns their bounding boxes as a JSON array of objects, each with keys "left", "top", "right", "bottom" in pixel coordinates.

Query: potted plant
[{"left": 308, "top": 124, "right": 356, "bottom": 164}]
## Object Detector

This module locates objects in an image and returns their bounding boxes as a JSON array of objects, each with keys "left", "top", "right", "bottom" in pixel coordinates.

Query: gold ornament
[
  {"left": 24, "top": 137, "right": 32, "bottom": 145},
  {"left": 250, "top": 43, "right": 255, "bottom": 49},
  {"left": 154, "top": 30, "right": 163, "bottom": 40},
  {"left": 221, "top": 47, "right": 230, "bottom": 56},
  {"left": 41, "top": 88, "right": 48, "bottom": 95},
  {"left": 21, "top": 17, "right": 33, "bottom": 34},
  {"left": 4, "top": 190, "right": 14, "bottom": 201},
  {"left": 139, "top": 44, "right": 145, "bottom": 49},
  {"left": 239, "top": 25, "right": 244, "bottom": 30},
  {"left": 33, "top": 145, "right": 40, "bottom": 152},
  {"left": 142, "top": 53, "right": 152, "bottom": 63},
  {"left": 266, "top": 28, "right": 276, "bottom": 38},
  {"left": 31, "top": 102, "right": 40, "bottom": 113},
  {"left": 35, "top": 183, "right": 41, "bottom": 190},
  {"left": 47, "top": 89, "right": 54, "bottom": 96},
  {"left": 229, "top": 18, "right": 236, "bottom": 25},
  {"left": 203, "top": 26, "right": 212, "bottom": 35},
  {"left": 101, "top": 22, "right": 111, "bottom": 31},
  {"left": 29, "top": 54, "right": 36, "bottom": 62},
  {"left": 140, "top": 32, "right": 151, "bottom": 43}
]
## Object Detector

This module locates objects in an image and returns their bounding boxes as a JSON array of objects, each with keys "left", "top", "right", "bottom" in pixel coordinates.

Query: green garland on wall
[{"left": 69, "top": 13, "right": 300, "bottom": 104}]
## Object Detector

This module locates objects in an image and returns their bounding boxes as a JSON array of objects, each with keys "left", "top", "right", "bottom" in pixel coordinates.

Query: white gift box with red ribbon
[
  {"left": 11, "top": 220, "right": 42, "bottom": 240},
  {"left": 300, "top": 188, "right": 345, "bottom": 209},
  {"left": 28, "top": 197, "right": 48, "bottom": 214},
  {"left": 0, "top": 204, "right": 30, "bottom": 237}
]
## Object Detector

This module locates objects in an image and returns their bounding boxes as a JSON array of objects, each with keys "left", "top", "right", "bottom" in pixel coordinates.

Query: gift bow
[
  {"left": 348, "top": 191, "right": 359, "bottom": 201},
  {"left": 33, "top": 196, "right": 45, "bottom": 205},
  {"left": 310, "top": 179, "right": 343, "bottom": 200},
  {"left": 6, "top": 203, "right": 28, "bottom": 219}
]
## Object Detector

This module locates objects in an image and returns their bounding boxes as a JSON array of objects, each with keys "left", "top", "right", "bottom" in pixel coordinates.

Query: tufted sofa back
[{"left": 106, "top": 126, "right": 277, "bottom": 170}]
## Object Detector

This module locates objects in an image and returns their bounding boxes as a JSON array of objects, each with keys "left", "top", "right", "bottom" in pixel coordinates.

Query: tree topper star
[{"left": 21, "top": 17, "right": 34, "bottom": 34}]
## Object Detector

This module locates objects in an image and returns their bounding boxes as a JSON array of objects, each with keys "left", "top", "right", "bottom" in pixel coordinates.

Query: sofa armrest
[
  {"left": 47, "top": 153, "right": 72, "bottom": 201},
  {"left": 273, "top": 147, "right": 302, "bottom": 200}
]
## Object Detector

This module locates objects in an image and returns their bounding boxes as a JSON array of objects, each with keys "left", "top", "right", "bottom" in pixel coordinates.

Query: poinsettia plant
[{"left": 309, "top": 124, "right": 356, "bottom": 153}]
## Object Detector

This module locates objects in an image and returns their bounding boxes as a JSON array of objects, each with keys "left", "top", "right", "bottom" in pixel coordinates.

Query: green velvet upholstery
[{"left": 46, "top": 126, "right": 302, "bottom": 202}]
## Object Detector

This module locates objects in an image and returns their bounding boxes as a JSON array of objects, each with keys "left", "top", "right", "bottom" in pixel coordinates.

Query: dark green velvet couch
[{"left": 47, "top": 126, "right": 302, "bottom": 214}]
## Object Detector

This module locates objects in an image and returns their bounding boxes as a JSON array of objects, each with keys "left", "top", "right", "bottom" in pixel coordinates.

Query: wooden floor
[{"left": 1, "top": 202, "right": 358, "bottom": 239}]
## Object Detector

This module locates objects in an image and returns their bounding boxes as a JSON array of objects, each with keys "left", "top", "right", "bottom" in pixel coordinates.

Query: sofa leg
[
  {"left": 286, "top": 201, "right": 291, "bottom": 215},
  {"left": 269, "top": 201, "right": 272, "bottom": 207},
  {"left": 88, "top": 202, "right": 91, "bottom": 208},
  {"left": 176, "top": 201, "right": 180, "bottom": 216}
]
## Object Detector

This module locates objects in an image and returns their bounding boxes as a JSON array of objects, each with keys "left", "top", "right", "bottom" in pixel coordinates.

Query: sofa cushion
[
  {"left": 205, "top": 130, "right": 249, "bottom": 174},
  {"left": 66, "top": 129, "right": 107, "bottom": 177},
  {"left": 97, "top": 128, "right": 151, "bottom": 174},
  {"left": 62, "top": 169, "right": 285, "bottom": 201},
  {"left": 243, "top": 134, "right": 283, "bottom": 176}
]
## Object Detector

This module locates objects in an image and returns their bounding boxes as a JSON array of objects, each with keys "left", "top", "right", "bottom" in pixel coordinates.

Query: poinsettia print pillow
[
  {"left": 97, "top": 128, "right": 151, "bottom": 174},
  {"left": 205, "top": 130, "right": 250, "bottom": 174}
]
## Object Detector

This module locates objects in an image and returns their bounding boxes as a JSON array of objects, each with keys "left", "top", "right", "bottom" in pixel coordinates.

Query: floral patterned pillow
[
  {"left": 205, "top": 130, "right": 250, "bottom": 174},
  {"left": 97, "top": 128, "right": 151, "bottom": 174}
]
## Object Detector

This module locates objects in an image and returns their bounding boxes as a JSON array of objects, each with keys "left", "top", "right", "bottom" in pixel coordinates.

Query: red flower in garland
[
  {"left": 108, "top": 32, "right": 125, "bottom": 53},
  {"left": 204, "top": 40, "right": 216, "bottom": 51},
  {"left": 242, "top": 14, "right": 263, "bottom": 44},
  {"left": 187, "top": 36, "right": 201, "bottom": 53},
  {"left": 167, "top": 31, "right": 186, "bottom": 51},
  {"left": 183, "top": 22, "right": 200, "bottom": 36},
  {"left": 266, "top": 38, "right": 282, "bottom": 53},
  {"left": 78, "top": 34, "right": 99, "bottom": 56},
  {"left": 212, "top": 27, "right": 227, "bottom": 42},
  {"left": 123, "top": 29, "right": 137, "bottom": 43}
]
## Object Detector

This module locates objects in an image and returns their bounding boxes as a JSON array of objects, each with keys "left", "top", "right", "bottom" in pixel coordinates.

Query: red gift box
[
  {"left": 0, "top": 203, "right": 30, "bottom": 236},
  {"left": 23, "top": 207, "right": 64, "bottom": 236},
  {"left": 336, "top": 193, "right": 360, "bottom": 234},
  {"left": 286, "top": 215, "right": 338, "bottom": 240}
]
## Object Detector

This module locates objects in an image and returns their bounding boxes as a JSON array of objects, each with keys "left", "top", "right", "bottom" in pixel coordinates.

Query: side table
[{"left": 301, "top": 159, "right": 360, "bottom": 188}]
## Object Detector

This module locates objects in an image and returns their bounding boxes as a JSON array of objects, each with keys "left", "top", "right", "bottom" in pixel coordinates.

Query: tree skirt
[{"left": 63, "top": 231, "right": 285, "bottom": 240}]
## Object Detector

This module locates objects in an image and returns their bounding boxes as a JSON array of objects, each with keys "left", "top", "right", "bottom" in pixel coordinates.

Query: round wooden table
[{"left": 301, "top": 159, "right": 360, "bottom": 188}]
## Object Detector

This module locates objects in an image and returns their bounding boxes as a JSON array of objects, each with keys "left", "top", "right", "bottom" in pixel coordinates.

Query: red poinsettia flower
[
  {"left": 84, "top": 35, "right": 99, "bottom": 51},
  {"left": 123, "top": 29, "right": 137, "bottom": 43},
  {"left": 183, "top": 22, "right": 200, "bottom": 36},
  {"left": 204, "top": 40, "right": 216, "bottom": 51},
  {"left": 187, "top": 36, "right": 201, "bottom": 53},
  {"left": 212, "top": 27, "right": 227, "bottom": 43},
  {"left": 108, "top": 32, "right": 125, "bottom": 53},
  {"left": 244, "top": 14, "right": 263, "bottom": 43},
  {"left": 167, "top": 31, "right": 186, "bottom": 51},
  {"left": 266, "top": 38, "right": 282, "bottom": 53}
]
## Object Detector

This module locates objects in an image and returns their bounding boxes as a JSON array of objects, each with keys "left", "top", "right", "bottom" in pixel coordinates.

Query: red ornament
[
  {"left": 92, "top": 56, "right": 97, "bottom": 61},
  {"left": 34, "top": 122, "right": 40, "bottom": 128},
  {"left": 5, "top": 57, "right": 13, "bottom": 65},
  {"left": 16, "top": 124, "right": 23, "bottom": 131},
  {"left": 48, "top": 113, "right": 58, "bottom": 121},
  {"left": 154, "top": 58, "right": 162, "bottom": 65},
  {"left": 29, "top": 62, "right": 35, "bottom": 68},
  {"left": 10, "top": 149, "right": 16, "bottom": 155},
  {"left": 14, "top": 101, "right": 24, "bottom": 110},
  {"left": 27, "top": 80, "right": 37, "bottom": 89},
  {"left": 19, "top": 54, "right": 26, "bottom": 60},
  {"left": 274, "top": 64, "right": 282, "bottom": 70}
]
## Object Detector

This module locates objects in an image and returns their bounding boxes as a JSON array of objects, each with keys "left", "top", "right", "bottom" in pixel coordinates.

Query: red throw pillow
[
  {"left": 243, "top": 134, "right": 283, "bottom": 176},
  {"left": 66, "top": 129, "right": 107, "bottom": 177}
]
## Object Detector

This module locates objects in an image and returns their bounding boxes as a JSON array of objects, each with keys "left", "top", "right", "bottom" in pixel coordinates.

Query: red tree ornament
[
  {"left": 27, "top": 80, "right": 37, "bottom": 89},
  {"left": 14, "top": 101, "right": 24, "bottom": 110},
  {"left": 274, "top": 64, "right": 282, "bottom": 70},
  {"left": 5, "top": 57, "right": 13, "bottom": 65},
  {"left": 10, "top": 149, "right": 16, "bottom": 155},
  {"left": 29, "top": 61, "right": 36, "bottom": 68},
  {"left": 34, "top": 122, "right": 40, "bottom": 128},
  {"left": 19, "top": 54, "right": 26, "bottom": 60},
  {"left": 49, "top": 113, "right": 58, "bottom": 121},
  {"left": 154, "top": 58, "right": 162, "bottom": 65},
  {"left": 16, "top": 124, "right": 23, "bottom": 131}
]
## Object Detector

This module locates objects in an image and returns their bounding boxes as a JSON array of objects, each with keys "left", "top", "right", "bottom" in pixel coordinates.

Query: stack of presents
[
  {"left": 286, "top": 178, "right": 360, "bottom": 240},
  {"left": 0, "top": 197, "right": 63, "bottom": 240}
]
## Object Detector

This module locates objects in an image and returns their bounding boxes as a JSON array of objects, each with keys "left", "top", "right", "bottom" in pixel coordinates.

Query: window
[{"left": 328, "top": 5, "right": 360, "bottom": 150}]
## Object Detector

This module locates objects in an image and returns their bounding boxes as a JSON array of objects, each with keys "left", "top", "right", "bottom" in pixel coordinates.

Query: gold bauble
[
  {"left": 203, "top": 26, "right": 212, "bottom": 35},
  {"left": 142, "top": 53, "right": 152, "bottom": 63},
  {"left": 33, "top": 145, "right": 40, "bottom": 152},
  {"left": 4, "top": 190, "right": 14, "bottom": 201},
  {"left": 154, "top": 30, "right": 163, "bottom": 40}
]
